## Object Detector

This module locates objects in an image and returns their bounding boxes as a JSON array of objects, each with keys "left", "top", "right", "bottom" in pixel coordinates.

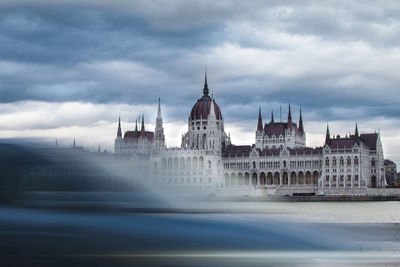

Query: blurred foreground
[
  {"left": 1, "top": 142, "right": 399, "bottom": 266},
  {"left": 1, "top": 192, "right": 400, "bottom": 267}
]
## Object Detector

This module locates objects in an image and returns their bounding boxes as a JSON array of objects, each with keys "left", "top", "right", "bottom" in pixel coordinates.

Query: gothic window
[
  {"left": 371, "top": 158, "right": 376, "bottom": 167},
  {"left": 347, "top": 157, "right": 351, "bottom": 166},
  {"left": 333, "top": 157, "right": 337, "bottom": 166},
  {"left": 340, "top": 157, "right": 344, "bottom": 166},
  {"left": 354, "top": 156, "right": 359, "bottom": 165}
]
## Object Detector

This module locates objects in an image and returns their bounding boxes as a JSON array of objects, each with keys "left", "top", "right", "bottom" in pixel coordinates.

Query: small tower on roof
[
  {"left": 203, "top": 69, "right": 209, "bottom": 96},
  {"left": 117, "top": 116, "right": 122, "bottom": 138},
  {"left": 287, "top": 103, "right": 292, "bottom": 128},
  {"left": 299, "top": 108, "right": 304, "bottom": 134},
  {"left": 271, "top": 109, "right": 274, "bottom": 123},
  {"left": 325, "top": 124, "right": 330, "bottom": 145},
  {"left": 141, "top": 114, "right": 145, "bottom": 134},
  {"left": 154, "top": 98, "right": 165, "bottom": 150},
  {"left": 355, "top": 122, "right": 359, "bottom": 137},
  {"left": 257, "top": 105, "right": 263, "bottom": 132}
]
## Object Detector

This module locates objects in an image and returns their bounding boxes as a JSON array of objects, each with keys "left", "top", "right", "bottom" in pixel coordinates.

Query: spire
[
  {"left": 299, "top": 108, "right": 304, "bottom": 133},
  {"left": 355, "top": 122, "right": 359, "bottom": 137},
  {"left": 288, "top": 103, "right": 292, "bottom": 122},
  {"left": 325, "top": 124, "right": 330, "bottom": 145},
  {"left": 135, "top": 119, "right": 138, "bottom": 131},
  {"left": 287, "top": 103, "right": 292, "bottom": 128},
  {"left": 141, "top": 114, "right": 145, "bottom": 134},
  {"left": 155, "top": 98, "right": 165, "bottom": 149},
  {"left": 117, "top": 116, "right": 122, "bottom": 137},
  {"left": 157, "top": 97, "right": 162, "bottom": 118},
  {"left": 257, "top": 105, "right": 263, "bottom": 132},
  {"left": 271, "top": 109, "right": 274, "bottom": 123},
  {"left": 203, "top": 68, "right": 209, "bottom": 96}
]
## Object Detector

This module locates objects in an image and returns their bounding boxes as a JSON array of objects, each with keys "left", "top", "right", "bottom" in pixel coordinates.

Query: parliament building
[{"left": 114, "top": 73, "right": 387, "bottom": 196}]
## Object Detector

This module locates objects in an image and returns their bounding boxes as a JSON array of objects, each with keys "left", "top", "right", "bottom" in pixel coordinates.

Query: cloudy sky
[{"left": 0, "top": 0, "right": 399, "bottom": 163}]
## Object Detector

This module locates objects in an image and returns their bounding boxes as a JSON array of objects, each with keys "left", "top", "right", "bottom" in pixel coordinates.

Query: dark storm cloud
[{"left": 0, "top": 0, "right": 399, "bottom": 124}]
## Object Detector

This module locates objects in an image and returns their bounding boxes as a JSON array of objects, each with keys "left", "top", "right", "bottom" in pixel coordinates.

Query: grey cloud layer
[{"left": 0, "top": 0, "right": 399, "bottom": 124}]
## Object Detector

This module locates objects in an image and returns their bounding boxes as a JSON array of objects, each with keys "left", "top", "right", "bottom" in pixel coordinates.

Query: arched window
[
  {"left": 347, "top": 156, "right": 351, "bottom": 166},
  {"left": 371, "top": 158, "right": 376, "bottom": 167},
  {"left": 332, "top": 157, "right": 337, "bottom": 166},
  {"left": 325, "top": 157, "right": 330, "bottom": 167},
  {"left": 253, "top": 161, "right": 256, "bottom": 169},
  {"left": 354, "top": 156, "right": 359, "bottom": 165},
  {"left": 339, "top": 157, "right": 344, "bottom": 166}
]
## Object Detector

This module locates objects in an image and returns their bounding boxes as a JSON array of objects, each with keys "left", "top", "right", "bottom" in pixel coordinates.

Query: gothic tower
[{"left": 154, "top": 98, "right": 165, "bottom": 150}]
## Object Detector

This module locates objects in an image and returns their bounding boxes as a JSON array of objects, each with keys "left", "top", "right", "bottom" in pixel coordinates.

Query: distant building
[{"left": 384, "top": 159, "right": 397, "bottom": 185}]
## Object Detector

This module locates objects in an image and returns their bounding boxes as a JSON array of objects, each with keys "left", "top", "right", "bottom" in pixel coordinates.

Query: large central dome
[{"left": 190, "top": 74, "right": 222, "bottom": 121}]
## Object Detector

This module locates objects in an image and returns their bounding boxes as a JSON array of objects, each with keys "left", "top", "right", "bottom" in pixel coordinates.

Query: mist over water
[{"left": 1, "top": 141, "right": 399, "bottom": 266}]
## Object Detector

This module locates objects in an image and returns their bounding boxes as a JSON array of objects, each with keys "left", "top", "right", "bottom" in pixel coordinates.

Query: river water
[
  {"left": 194, "top": 200, "right": 400, "bottom": 223},
  {"left": 1, "top": 195, "right": 400, "bottom": 266}
]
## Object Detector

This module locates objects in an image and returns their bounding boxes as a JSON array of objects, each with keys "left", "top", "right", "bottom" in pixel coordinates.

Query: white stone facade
[{"left": 114, "top": 75, "right": 387, "bottom": 196}]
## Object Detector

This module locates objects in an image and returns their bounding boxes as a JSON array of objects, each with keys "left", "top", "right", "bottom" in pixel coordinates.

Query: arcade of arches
[{"left": 224, "top": 170, "right": 319, "bottom": 187}]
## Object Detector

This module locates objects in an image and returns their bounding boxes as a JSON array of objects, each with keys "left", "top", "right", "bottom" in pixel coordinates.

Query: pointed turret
[
  {"left": 257, "top": 106, "right": 263, "bottom": 132},
  {"left": 155, "top": 98, "right": 165, "bottom": 150},
  {"left": 157, "top": 97, "right": 162, "bottom": 119},
  {"left": 203, "top": 69, "right": 209, "bottom": 96},
  {"left": 299, "top": 108, "right": 304, "bottom": 133},
  {"left": 271, "top": 109, "right": 274, "bottom": 123},
  {"left": 287, "top": 103, "right": 292, "bottom": 128},
  {"left": 325, "top": 124, "right": 330, "bottom": 145},
  {"left": 355, "top": 122, "right": 359, "bottom": 137},
  {"left": 141, "top": 114, "right": 145, "bottom": 134},
  {"left": 117, "top": 116, "right": 122, "bottom": 137}
]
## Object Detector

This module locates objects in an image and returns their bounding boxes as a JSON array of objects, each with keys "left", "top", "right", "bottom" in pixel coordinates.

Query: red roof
[
  {"left": 326, "top": 133, "right": 378, "bottom": 150},
  {"left": 222, "top": 145, "right": 252, "bottom": 157},
  {"left": 222, "top": 145, "right": 322, "bottom": 157},
  {"left": 359, "top": 133, "right": 378, "bottom": 150},
  {"left": 124, "top": 130, "right": 154, "bottom": 141},
  {"left": 190, "top": 96, "right": 222, "bottom": 121},
  {"left": 328, "top": 138, "right": 357, "bottom": 149},
  {"left": 263, "top": 122, "right": 301, "bottom": 137}
]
